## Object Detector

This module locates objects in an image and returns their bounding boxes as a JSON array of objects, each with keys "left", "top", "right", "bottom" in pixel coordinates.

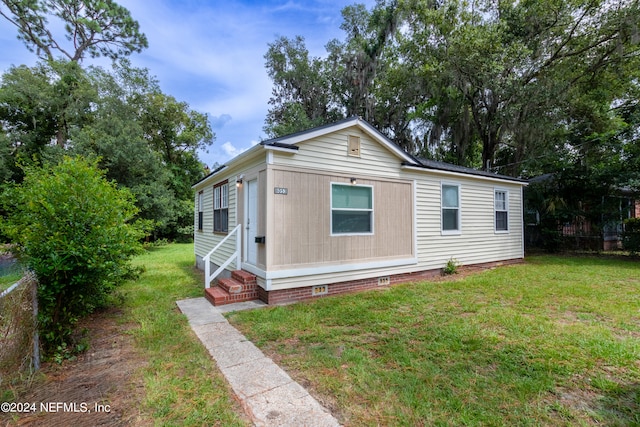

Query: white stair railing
[{"left": 203, "top": 224, "right": 242, "bottom": 289}]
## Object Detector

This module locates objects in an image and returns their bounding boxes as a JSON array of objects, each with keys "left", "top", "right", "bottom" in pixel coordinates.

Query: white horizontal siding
[
  {"left": 194, "top": 173, "right": 238, "bottom": 267},
  {"left": 194, "top": 154, "right": 267, "bottom": 274},
  {"left": 412, "top": 173, "right": 524, "bottom": 269},
  {"left": 272, "top": 127, "right": 405, "bottom": 179}
]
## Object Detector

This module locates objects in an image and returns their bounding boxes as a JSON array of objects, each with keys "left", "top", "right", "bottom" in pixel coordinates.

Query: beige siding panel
[
  {"left": 256, "top": 169, "right": 268, "bottom": 268},
  {"left": 272, "top": 127, "right": 405, "bottom": 179},
  {"left": 268, "top": 167, "right": 414, "bottom": 270}
]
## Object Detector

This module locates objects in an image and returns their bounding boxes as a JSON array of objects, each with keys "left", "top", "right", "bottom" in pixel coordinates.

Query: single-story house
[{"left": 193, "top": 117, "right": 527, "bottom": 306}]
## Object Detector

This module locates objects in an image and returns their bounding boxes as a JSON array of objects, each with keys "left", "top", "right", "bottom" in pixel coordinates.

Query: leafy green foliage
[
  {"left": 0, "top": 156, "right": 147, "bottom": 354},
  {"left": 0, "top": 59, "right": 212, "bottom": 240},
  {"left": 264, "top": 0, "right": 640, "bottom": 183},
  {"left": 622, "top": 218, "right": 640, "bottom": 255},
  {"left": 443, "top": 257, "right": 459, "bottom": 275},
  {"left": 263, "top": 35, "right": 342, "bottom": 138}
]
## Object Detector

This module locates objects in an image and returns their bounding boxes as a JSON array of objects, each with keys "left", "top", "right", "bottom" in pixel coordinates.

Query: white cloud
[{"left": 221, "top": 141, "right": 248, "bottom": 158}]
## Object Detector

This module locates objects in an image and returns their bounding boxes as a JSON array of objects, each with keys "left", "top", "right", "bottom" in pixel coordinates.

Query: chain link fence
[{"left": 0, "top": 271, "right": 39, "bottom": 389}]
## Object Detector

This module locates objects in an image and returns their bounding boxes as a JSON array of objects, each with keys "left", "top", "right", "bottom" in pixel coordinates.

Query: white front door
[{"left": 245, "top": 178, "right": 258, "bottom": 265}]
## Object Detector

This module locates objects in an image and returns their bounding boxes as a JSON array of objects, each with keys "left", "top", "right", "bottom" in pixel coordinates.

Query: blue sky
[{"left": 0, "top": 0, "right": 374, "bottom": 167}]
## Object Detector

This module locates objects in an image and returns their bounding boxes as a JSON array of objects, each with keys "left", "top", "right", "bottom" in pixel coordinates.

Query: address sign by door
[{"left": 274, "top": 187, "right": 288, "bottom": 195}]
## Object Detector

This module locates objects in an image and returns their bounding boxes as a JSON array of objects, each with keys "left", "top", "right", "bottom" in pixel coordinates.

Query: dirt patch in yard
[{"left": 1, "top": 307, "right": 151, "bottom": 427}]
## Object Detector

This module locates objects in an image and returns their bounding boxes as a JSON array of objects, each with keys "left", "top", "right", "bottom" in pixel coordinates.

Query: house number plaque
[{"left": 274, "top": 187, "right": 288, "bottom": 195}]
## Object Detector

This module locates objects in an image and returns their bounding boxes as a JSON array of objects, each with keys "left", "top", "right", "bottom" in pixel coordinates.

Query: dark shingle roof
[
  {"left": 409, "top": 158, "right": 528, "bottom": 183},
  {"left": 193, "top": 117, "right": 527, "bottom": 187}
]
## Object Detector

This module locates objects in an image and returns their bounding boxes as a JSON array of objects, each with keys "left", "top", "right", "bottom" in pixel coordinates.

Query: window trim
[
  {"left": 330, "top": 182, "right": 374, "bottom": 236},
  {"left": 494, "top": 188, "right": 509, "bottom": 233},
  {"left": 213, "top": 180, "right": 229, "bottom": 234},
  {"left": 441, "top": 182, "right": 461, "bottom": 235},
  {"left": 197, "top": 191, "right": 203, "bottom": 231}
]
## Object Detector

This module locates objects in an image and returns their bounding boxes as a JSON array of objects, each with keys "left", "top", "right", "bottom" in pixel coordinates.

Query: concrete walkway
[{"left": 176, "top": 297, "right": 341, "bottom": 427}]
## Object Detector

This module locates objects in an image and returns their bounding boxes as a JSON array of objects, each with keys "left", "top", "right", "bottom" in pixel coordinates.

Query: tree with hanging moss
[{"left": 1, "top": 156, "right": 147, "bottom": 355}]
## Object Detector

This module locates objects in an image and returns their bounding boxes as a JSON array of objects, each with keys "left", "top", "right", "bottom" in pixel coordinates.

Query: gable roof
[
  {"left": 261, "top": 116, "right": 416, "bottom": 164},
  {"left": 193, "top": 117, "right": 526, "bottom": 187}
]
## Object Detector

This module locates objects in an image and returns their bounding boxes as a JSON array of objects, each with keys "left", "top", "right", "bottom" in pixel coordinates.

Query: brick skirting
[{"left": 258, "top": 258, "right": 523, "bottom": 305}]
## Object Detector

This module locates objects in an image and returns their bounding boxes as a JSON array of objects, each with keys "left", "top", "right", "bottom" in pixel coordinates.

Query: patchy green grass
[
  {"left": 122, "top": 243, "right": 247, "bottom": 426},
  {"left": 228, "top": 255, "right": 640, "bottom": 426},
  {"left": 0, "top": 272, "right": 22, "bottom": 292}
]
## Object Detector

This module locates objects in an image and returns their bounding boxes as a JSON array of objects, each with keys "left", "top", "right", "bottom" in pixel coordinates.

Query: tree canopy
[
  {"left": 0, "top": 0, "right": 148, "bottom": 62},
  {"left": 264, "top": 0, "right": 640, "bottom": 185},
  {"left": 0, "top": 59, "right": 214, "bottom": 240}
]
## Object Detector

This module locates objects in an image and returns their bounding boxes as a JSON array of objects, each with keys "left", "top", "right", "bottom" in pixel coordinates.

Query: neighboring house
[
  {"left": 193, "top": 117, "right": 527, "bottom": 306},
  {"left": 526, "top": 174, "right": 638, "bottom": 251}
]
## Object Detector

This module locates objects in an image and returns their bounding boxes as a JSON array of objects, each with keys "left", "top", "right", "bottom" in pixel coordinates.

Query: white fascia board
[
  {"left": 193, "top": 144, "right": 266, "bottom": 189},
  {"left": 242, "top": 257, "right": 418, "bottom": 282},
  {"left": 191, "top": 165, "right": 227, "bottom": 189},
  {"left": 263, "top": 145, "right": 298, "bottom": 154},
  {"left": 264, "top": 257, "right": 418, "bottom": 280},
  {"left": 276, "top": 118, "right": 360, "bottom": 145},
  {"left": 401, "top": 164, "right": 528, "bottom": 186}
]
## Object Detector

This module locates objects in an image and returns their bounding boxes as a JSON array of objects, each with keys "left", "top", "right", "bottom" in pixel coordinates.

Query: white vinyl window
[
  {"left": 331, "top": 183, "right": 373, "bottom": 235},
  {"left": 495, "top": 190, "right": 509, "bottom": 232},
  {"left": 213, "top": 181, "right": 229, "bottom": 233},
  {"left": 442, "top": 183, "right": 460, "bottom": 234}
]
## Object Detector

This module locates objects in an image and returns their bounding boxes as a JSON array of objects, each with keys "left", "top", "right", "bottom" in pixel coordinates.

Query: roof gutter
[{"left": 401, "top": 163, "right": 528, "bottom": 185}]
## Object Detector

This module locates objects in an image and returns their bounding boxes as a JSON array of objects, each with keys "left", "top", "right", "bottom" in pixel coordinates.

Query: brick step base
[{"left": 204, "top": 270, "right": 258, "bottom": 306}]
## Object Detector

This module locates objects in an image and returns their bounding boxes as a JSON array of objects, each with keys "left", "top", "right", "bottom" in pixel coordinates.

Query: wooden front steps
[{"left": 204, "top": 270, "right": 259, "bottom": 306}]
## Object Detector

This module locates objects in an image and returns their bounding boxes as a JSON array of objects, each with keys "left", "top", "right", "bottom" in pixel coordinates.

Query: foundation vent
[
  {"left": 312, "top": 285, "right": 328, "bottom": 296},
  {"left": 378, "top": 276, "right": 390, "bottom": 286}
]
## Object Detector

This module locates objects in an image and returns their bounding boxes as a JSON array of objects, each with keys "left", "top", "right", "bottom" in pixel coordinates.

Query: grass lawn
[
  {"left": 0, "top": 272, "right": 22, "bottom": 292},
  {"left": 227, "top": 255, "right": 640, "bottom": 426},
  {"left": 120, "top": 243, "right": 247, "bottom": 426}
]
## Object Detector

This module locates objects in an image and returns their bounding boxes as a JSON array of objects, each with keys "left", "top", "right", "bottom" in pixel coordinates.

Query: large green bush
[
  {"left": 1, "top": 156, "right": 147, "bottom": 354},
  {"left": 622, "top": 217, "right": 640, "bottom": 255}
]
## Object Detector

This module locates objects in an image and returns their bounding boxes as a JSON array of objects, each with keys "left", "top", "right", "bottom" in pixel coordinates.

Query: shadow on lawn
[
  {"left": 525, "top": 252, "right": 640, "bottom": 267},
  {"left": 596, "top": 382, "right": 640, "bottom": 424}
]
